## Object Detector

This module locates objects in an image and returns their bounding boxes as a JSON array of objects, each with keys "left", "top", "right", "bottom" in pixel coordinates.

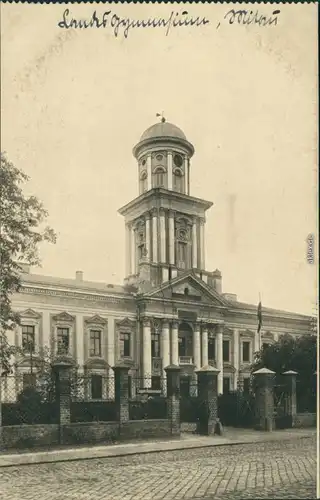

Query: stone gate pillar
[
  {"left": 52, "top": 356, "right": 73, "bottom": 444},
  {"left": 252, "top": 367, "right": 275, "bottom": 432},
  {"left": 196, "top": 365, "right": 220, "bottom": 435},
  {"left": 164, "top": 364, "right": 181, "bottom": 437},
  {"left": 113, "top": 362, "right": 130, "bottom": 428},
  {"left": 283, "top": 370, "right": 298, "bottom": 427}
]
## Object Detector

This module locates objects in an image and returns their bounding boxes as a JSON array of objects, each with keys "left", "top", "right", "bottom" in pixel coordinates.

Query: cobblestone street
[{"left": 0, "top": 437, "right": 317, "bottom": 500}]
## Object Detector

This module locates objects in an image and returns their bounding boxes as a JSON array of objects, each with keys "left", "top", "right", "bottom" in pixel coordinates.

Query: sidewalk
[{"left": 0, "top": 427, "right": 315, "bottom": 468}]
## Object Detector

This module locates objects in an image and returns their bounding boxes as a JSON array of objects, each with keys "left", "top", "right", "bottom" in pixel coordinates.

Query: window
[
  {"left": 140, "top": 171, "right": 147, "bottom": 193},
  {"left": 151, "top": 376, "right": 161, "bottom": 390},
  {"left": 242, "top": 341, "right": 250, "bottom": 363},
  {"left": 154, "top": 167, "right": 165, "bottom": 187},
  {"left": 223, "top": 340, "right": 230, "bottom": 362},
  {"left": 90, "top": 330, "right": 101, "bottom": 357},
  {"left": 91, "top": 374, "right": 102, "bottom": 399},
  {"left": 173, "top": 168, "right": 183, "bottom": 193},
  {"left": 178, "top": 336, "right": 187, "bottom": 357},
  {"left": 57, "top": 327, "right": 70, "bottom": 354},
  {"left": 177, "top": 241, "right": 187, "bottom": 268},
  {"left": 173, "top": 154, "right": 183, "bottom": 167},
  {"left": 262, "top": 342, "right": 269, "bottom": 350},
  {"left": 128, "top": 375, "right": 132, "bottom": 399},
  {"left": 243, "top": 378, "right": 250, "bottom": 393},
  {"left": 120, "top": 332, "right": 131, "bottom": 357},
  {"left": 180, "top": 377, "right": 190, "bottom": 397},
  {"left": 208, "top": 337, "right": 216, "bottom": 360},
  {"left": 23, "top": 373, "right": 36, "bottom": 390},
  {"left": 22, "top": 325, "right": 35, "bottom": 353},
  {"left": 151, "top": 332, "right": 160, "bottom": 358},
  {"left": 223, "top": 377, "right": 230, "bottom": 394}
]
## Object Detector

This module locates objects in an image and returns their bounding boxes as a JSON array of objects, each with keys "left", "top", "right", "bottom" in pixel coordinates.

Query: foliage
[
  {"left": 0, "top": 153, "right": 56, "bottom": 374},
  {"left": 251, "top": 333, "right": 317, "bottom": 384}
]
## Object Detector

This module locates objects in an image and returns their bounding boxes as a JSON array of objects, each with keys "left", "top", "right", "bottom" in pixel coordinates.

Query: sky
[{"left": 1, "top": 3, "right": 318, "bottom": 315}]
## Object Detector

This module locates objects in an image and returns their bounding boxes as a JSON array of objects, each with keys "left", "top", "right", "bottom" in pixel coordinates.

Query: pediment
[
  {"left": 52, "top": 312, "right": 75, "bottom": 323},
  {"left": 143, "top": 272, "right": 227, "bottom": 307},
  {"left": 84, "top": 358, "right": 110, "bottom": 369},
  {"left": 262, "top": 330, "right": 274, "bottom": 340},
  {"left": 115, "top": 317, "right": 136, "bottom": 329},
  {"left": 240, "top": 329, "right": 255, "bottom": 337},
  {"left": 20, "top": 309, "right": 41, "bottom": 319},
  {"left": 85, "top": 314, "right": 107, "bottom": 326}
]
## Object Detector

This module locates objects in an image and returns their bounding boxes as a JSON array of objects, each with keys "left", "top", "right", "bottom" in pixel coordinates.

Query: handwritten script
[
  {"left": 58, "top": 9, "right": 210, "bottom": 38},
  {"left": 217, "top": 9, "right": 281, "bottom": 29}
]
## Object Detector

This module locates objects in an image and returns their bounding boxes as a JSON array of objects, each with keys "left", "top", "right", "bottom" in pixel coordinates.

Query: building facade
[{"left": 6, "top": 119, "right": 312, "bottom": 399}]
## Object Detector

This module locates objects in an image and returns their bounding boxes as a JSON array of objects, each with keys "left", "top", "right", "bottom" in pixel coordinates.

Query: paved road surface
[{"left": 0, "top": 437, "right": 317, "bottom": 500}]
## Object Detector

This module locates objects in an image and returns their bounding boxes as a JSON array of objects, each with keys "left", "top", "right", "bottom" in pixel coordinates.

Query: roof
[
  {"left": 140, "top": 122, "right": 187, "bottom": 142},
  {"left": 228, "top": 299, "right": 311, "bottom": 320},
  {"left": 21, "top": 273, "right": 131, "bottom": 296}
]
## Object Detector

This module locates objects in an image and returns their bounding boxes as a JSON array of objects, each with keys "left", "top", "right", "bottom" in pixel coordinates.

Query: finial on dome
[{"left": 156, "top": 112, "right": 166, "bottom": 123}]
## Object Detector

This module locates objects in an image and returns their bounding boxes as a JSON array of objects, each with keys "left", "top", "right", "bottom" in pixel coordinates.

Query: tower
[{"left": 119, "top": 118, "right": 214, "bottom": 289}]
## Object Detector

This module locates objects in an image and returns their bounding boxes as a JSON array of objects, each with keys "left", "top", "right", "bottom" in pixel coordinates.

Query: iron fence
[
  {"left": 128, "top": 375, "right": 167, "bottom": 420},
  {"left": 70, "top": 374, "right": 116, "bottom": 423},
  {"left": 0, "top": 375, "right": 58, "bottom": 426},
  {"left": 296, "top": 378, "right": 317, "bottom": 413}
]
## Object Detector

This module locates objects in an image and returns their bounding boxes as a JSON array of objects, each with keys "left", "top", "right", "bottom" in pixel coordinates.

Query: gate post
[
  {"left": 283, "top": 370, "right": 298, "bottom": 427},
  {"left": 164, "top": 364, "right": 181, "bottom": 437},
  {"left": 252, "top": 367, "right": 275, "bottom": 431},
  {"left": 52, "top": 356, "right": 73, "bottom": 444},
  {"left": 113, "top": 362, "right": 130, "bottom": 434},
  {"left": 196, "top": 365, "right": 220, "bottom": 435}
]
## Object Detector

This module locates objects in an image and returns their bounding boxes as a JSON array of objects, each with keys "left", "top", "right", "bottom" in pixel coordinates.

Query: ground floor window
[
  {"left": 223, "top": 377, "right": 231, "bottom": 394},
  {"left": 91, "top": 374, "right": 102, "bottom": 399},
  {"left": 151, "top": 376, "right": 161, "bottom": 390}
]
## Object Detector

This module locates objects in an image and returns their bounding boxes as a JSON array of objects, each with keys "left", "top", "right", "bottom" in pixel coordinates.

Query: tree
[
  {"left": 251, "top": 333, "right": 317, "bottom": 380},
  {"left": 0, "top": 153, "right": 56, "bottom": 375}
]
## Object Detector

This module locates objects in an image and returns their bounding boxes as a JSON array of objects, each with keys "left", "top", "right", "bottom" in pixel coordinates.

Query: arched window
[
  {"left": 173, "top": 168, "right": 184, "bottom": 193},
  {"left": 140, "top": 171, "right": 148, "bottom": 193},
  {"left": 153, "top": 167, "right": 166, "bottom": 188}
]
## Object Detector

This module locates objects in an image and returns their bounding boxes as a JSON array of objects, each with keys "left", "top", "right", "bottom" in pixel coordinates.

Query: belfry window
[
  {"left": 153, "top": 167, "right": 166, "bottom": 188},
  {"left": 173, "top": 168, "right": 184, "bottom": 193},
  {"left": 140, "top": 171, "right": 148, "bottom": 193}
]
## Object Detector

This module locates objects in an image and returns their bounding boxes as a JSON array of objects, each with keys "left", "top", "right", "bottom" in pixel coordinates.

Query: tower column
[
  {"left": 145, "top": 212, "right": 151, "bottom": 261},
  {"left": 200, "top": 218, "right": 205, "bottom": 270},
  {"left": 169, "top": 210, "right": 175, "bottom": 266},
  {"left": 192, "top": 217, "right": 198, "bottom": 269},
  {"left": 152, "top": 209, "right": 158, "bottom": 263},
  {"left": 159, "top": 208, "right": 166, "bottom": 263},
  {"left": 171, "top": 321, "right": 179, "bottom": 365},
  {"left": 147, "top": 154, "right": 152, "bottom": 190},
  {"left": 168, "top": 151, "right": 173, "bottom": 190},
  {"left": 216, "top": 325, "right": 223, "bottom": 394},
  {"left": 184, "top": 156, "right": 188, "bottom": 195},
  {"left": 130, "top": 225, "right": 136, "bottom": 275}
]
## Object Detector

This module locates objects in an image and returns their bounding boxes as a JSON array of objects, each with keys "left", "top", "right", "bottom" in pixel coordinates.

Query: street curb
[{"left": 0, "top": 433, "right": 314, "bottom": 468}]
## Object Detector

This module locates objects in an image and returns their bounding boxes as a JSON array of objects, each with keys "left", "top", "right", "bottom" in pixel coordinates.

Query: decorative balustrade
[{"left": 179, "top": 356, "right": 194, "bottom": 365}]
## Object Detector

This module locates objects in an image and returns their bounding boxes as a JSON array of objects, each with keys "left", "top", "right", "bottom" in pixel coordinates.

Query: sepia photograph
[{"left": 0, "top": 2, "right": 318, "bottom": 499}]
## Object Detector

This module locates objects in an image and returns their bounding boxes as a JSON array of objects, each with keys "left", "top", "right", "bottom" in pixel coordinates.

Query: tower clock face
[{"left": 174, "top": 154, "right": 183, "bottom": 167}]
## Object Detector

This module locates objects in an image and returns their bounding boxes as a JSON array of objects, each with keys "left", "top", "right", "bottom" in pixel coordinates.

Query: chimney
[{"left": 75, "top": 271, "right": 83, "bottom": 282}]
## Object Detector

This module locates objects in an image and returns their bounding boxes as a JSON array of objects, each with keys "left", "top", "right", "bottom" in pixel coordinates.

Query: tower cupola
[{"left": 133, "top": 117, "right": 194, "bottom": 196}]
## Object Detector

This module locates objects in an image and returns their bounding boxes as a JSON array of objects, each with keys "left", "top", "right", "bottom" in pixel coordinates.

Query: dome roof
[{"left": 140, "top": 121, "right": 187, "bottom": 142}]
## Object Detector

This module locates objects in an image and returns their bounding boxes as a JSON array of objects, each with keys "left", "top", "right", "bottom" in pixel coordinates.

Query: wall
[
  {"left": 293, "top": 412, "right": 317, "bottom": 428},
  {"left": 1, "top": 424, "right": 59, "bottom": 450},
  {"left": 1, "top": 419, "right": 172, "bottom": 450}
]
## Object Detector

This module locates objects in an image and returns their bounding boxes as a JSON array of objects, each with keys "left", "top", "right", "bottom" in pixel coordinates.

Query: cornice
[{"left": 20, "top": 285, "right": 135, "bottom": 305}]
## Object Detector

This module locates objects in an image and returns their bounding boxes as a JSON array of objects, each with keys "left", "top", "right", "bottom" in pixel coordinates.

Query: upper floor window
[
  {"left": 173, "top": 168, "right": 184, "bottom": 193},
  {"left": 140, "top": 171, "right": 147, "bottom": 193},
  {"left": 153, "top": 167, "right": 166, "bottom": 188},
  {"left": 120, "top": 332, "right": 131, "bottom": 357},
  {"left": 57, "top": 327, "right": 70, "bottom": 355},
  {"left": 22, "top": 325, "right": 35, "bottom": 353},
  {"left": 223, "top": 340, "right": 230, "bottom": 362},
  {"left": 91, "top": 374, "right": 102, "bottom": 399},
  {"left": 177, "top": 241, "right": 187, "bottom": 268},
  {"left": 90, "top": 330, "right": 102, "bottom": 357},
  {"left": 173, "top": 154, "right": 183, "bottom": 168},
  {"left": 151, "top": 332, "right": 160, "bottom": 358},
  {"left": 242, "top": 341, "right": 250, "bottom": 363}
]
